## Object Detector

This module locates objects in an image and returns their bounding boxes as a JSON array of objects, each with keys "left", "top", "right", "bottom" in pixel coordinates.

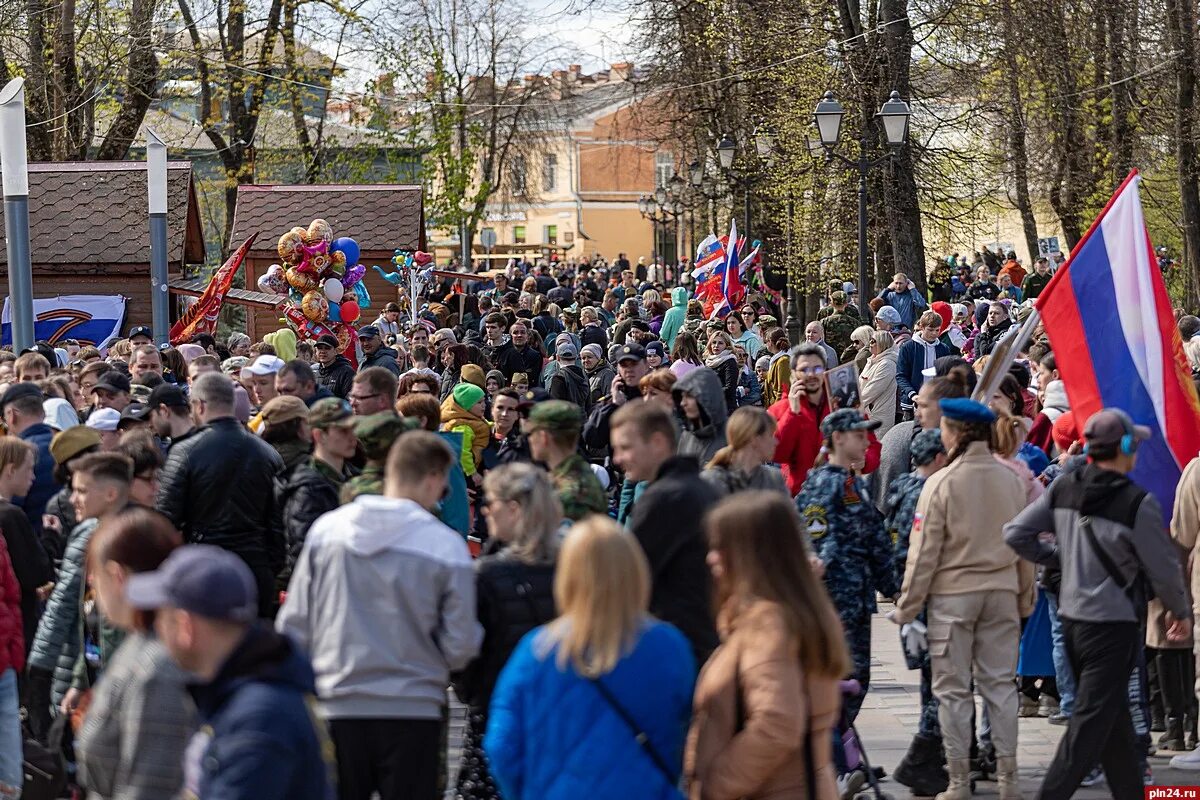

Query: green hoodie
[{"left": 660, "top": 286, "right": 690, "bottom": 350}]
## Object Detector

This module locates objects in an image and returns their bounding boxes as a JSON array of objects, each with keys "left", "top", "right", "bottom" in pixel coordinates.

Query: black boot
[
  {"left": 893, "top": 733, "right": 949, "bottom": 796},
  {"left": 1187, "top": 715, "right": 1198, "bottom": 751},
  {"left": 1159, "top": 717, "right": 1186, "bottom": 751}
]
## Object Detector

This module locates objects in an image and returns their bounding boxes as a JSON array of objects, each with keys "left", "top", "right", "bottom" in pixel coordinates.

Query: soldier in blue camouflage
[
  {"left": 886, "top": 429, "right": 951, "bottom": 797},
  {"left": 795, "top": 408, "right": 900, "bottom": 724}
]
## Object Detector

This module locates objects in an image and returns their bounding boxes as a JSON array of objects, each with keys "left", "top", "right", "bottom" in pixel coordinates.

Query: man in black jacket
[
  {"left": 278, "top": 398, "right": 358, "bottom": 579},
  {"left": 157, "top": 372, "right": 284, "bottom": 617},
  {"left": 611, "top": 401, "right": 721, "bottom": 667},
  {"left": 582, "top": 342, "right": 648, "bottom": 454},
  {"left": 498, "top": 320, "right": 543, "bottom": 385},
  {"left": 312, "top": 334, "right": 356, "bottom": 398},
  {"left": 357, "top": 326, "right": 400, "bottom": 376},
  {"left": 547, "top": 341, "right": 591, "bottom": 411}
]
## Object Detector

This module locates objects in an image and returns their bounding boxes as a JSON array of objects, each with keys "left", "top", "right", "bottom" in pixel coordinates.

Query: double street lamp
[
  {"left": 813, "top": 89, "right": 912, "bottom": 317},
  {"left": 638, "top": 176, "right": 684, "bottom": 266},
  {"left": 714, "top": 126, "right": 775, "bottom": 241}
]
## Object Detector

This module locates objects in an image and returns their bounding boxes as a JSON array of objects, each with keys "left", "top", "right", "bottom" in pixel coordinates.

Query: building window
[
  {"left": 655, "top": 151, "right": 674, "bottom": 189},
  {"left": 513, "top": 226, "right": 526, "bottom": 244},
  {"left": 544, "top": 225, "right": 558, "bottom": 245},
  {"left": 511, "top": 156, "right": 526, "bottom": 194},
  {"left": 542, "top": 154, "right": 558, "bottom": 191}
]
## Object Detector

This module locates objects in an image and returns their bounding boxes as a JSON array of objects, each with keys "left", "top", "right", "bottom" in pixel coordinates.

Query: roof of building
[
  {"left": 167, "top": 275, "right": 281, "bottom": 309},
  {"left": 230, "top": 183, "right": 425, "bottom": 255},
  {"left": 0, "top": 161, "right": 205, "bottom": 268},
  {"left": 104, "top": 105, "right": 404, "bottom": 154}
]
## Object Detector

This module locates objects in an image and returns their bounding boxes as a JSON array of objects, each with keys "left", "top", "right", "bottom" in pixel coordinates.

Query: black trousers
[
  {"left": 1039, "top": 620, "right": 1142, "bottom": 800},
  {"left": 328, "top": 717, "right": 443, "bottom": 800}
]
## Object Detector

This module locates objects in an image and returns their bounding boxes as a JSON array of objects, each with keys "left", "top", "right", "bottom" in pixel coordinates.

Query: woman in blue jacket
[{"left": 485, "top": 516, "right": 696, "bottom": 799}]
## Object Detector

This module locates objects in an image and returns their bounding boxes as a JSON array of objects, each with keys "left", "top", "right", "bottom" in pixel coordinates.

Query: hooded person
[
  {"left": 547, "top": 339, "right": 591, "bottom": 411},
  {"left": 660, "top": 286, "right": 690, "bottom": 350},
  {"left": 672, "top": 367, "right": 730, "bottom": 465},
  {"left": 580, "top": 344, "right": 616, "bottom": 407},
  {"left": 441, "top": 383, "right": 490, "bottom": 481}
]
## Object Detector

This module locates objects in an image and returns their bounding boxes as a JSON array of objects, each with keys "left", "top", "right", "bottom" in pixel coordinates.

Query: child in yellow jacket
[{"left": 440, "top": 383, "right": 490, "bottom": 481}]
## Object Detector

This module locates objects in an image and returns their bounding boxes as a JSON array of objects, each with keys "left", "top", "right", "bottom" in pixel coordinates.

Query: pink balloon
[{"left": 341, "top": 264, "right": 366, "bottom": 288}]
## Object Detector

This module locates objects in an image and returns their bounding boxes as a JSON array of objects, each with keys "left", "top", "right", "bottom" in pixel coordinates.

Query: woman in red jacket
[{"left": 0, "top": 531, "right": 25, "bottom": 799}]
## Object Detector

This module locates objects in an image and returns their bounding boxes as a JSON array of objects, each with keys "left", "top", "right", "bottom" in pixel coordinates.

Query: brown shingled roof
[
  {"left": 0, "top": 161, "right": 205, "bottom": 268},
  {"left": 231, "top": 184, "right": 425, "bottom": 255}
]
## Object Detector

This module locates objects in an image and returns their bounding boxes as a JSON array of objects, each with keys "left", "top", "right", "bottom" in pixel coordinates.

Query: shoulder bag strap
[
  {"left": 590, "top": 677, "right": 679, "bottom": 787},
  {"left": 1078, "top": 515, "right": 1143, "bottom": 619}
]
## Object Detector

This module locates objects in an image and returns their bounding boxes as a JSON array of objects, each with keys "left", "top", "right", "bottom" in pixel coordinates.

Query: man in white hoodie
[{"left": 277, "top": 430, "right": 483, "bottom": 800}]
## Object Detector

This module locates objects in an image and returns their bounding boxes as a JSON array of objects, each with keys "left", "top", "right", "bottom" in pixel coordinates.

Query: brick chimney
[{"left": 609, "top": 62, "right": 633, "bottom": 82}]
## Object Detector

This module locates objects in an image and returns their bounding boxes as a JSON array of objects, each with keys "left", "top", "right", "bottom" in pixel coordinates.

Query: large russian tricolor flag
[{"left": 1037, "top": 170, "right": 1200, "bottom": 515}]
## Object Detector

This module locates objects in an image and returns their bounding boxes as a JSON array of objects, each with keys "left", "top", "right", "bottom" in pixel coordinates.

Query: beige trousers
[{"left": 926, "top": 590, "right": 1021, "bottom": 761}]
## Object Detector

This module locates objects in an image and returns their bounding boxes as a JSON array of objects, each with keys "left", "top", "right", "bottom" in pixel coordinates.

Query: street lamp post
[
  {"left": 639, "top": 181, "right": 683, "bottom": 269},
  {"left": 814, "top": 89, "right": 911, "bottom": 318},
  {"left": 0, "top": 78, "right": 33, "bottom": 352}
]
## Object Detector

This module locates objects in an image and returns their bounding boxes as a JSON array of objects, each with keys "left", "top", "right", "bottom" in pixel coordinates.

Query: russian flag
[
  {"left": 691, "top": 234, "right": 726, "bottom": 281},
  {"left": 1037, "top": 170, "right": 1200, "bottom": 515}
]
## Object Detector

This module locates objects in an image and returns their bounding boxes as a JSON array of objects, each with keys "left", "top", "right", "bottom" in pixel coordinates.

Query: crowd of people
[{"left": 0, "top": 249, "right": 1197, "bottom": 800}]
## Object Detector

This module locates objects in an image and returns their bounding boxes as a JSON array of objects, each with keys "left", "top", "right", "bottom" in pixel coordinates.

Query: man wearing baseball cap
[
  {"left": 1006, "top": 408, "right": 1191, "bottom": 796},
  {"left": 278, "top": 398, "right": 358, "bottom": 578},
  {"left": 127, "top": 545, "right": 335, "bottom": 799},
  {"left": 89, "top": 371, "right": 132, "bottom": 413},
  {"left": 126, "top": 325, "right": 153, "bottom": 346},
  {"left": 311, "top": 334, "right": 355, "bottom": 399},
  {"left": 357, "top": 325, "right": 400, "bottom": 376},
  {"left": 546, "top": 336, "right": 590, "bottom": 410},
  {"left": 146, "top": 384, "right": 196, "bottom": 450},
  {"left": 581, "top": 342, "right": 649, "bottom": 454}
]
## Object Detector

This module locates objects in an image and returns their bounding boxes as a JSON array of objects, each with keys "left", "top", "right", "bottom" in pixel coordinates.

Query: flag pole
[{"left": 0, "top": 78, "right": 34, "bottom": 351}]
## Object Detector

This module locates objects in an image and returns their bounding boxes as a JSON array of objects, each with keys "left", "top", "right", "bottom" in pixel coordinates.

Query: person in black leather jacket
[
  {"left": 452, "top": 463, "right": 558, "bottom": 800},
  {"left": 156, "top": 373, "right": 284, "bottom": 617},
  {"left": 312, "top": 334, "right": 356, "bottom": 399}
]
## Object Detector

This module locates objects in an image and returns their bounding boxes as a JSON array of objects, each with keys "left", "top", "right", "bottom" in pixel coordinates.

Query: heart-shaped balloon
[{"left": 341, "top": 264, "right": 366, "bottom": 288}]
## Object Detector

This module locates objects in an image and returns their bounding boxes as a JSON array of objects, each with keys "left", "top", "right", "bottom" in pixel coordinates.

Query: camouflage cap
[
  {"left": 909, "top": 428, "right": 945, "bottom": 467},
  {"left": 820, "top": 407, "right": 881, "bottom": 437},
  {"left": 353, "top": 412, "right": 418, "bottom": 460},
  {"left": 308, "top": 397, "right": 354, "bottom": 429},
  {"left": 524, "top": 399, "right": 581, "bottom": 433}
]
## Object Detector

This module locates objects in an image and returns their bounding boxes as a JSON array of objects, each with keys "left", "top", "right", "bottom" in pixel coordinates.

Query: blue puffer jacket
[
  {"left": 485, "top": 619, "right": 695, "bottom": 800},
  {"left": 188, "top": 624, "right": 335, "bottom": 800}
]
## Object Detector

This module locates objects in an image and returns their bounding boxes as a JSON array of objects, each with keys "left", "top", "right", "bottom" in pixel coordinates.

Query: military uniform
[
  {"left": 822, "top": 312, "right": 858, "bottom": 362},
  {"left": 794, "top": 409, "right": 899, "bottom": 723},
  {"left": 341, "top": 413, "right": 416, "bottom": 504},
  {"left": 551, "top": 453, "right": 609, "bottom": 521},
  {"left": 526, "top": 400, "right": 609, "bottom": 521}
]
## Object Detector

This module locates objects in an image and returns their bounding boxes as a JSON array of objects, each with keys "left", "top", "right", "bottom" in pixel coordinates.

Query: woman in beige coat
[
  {"left": 685, "top": 492, "right": 849, "bottom": 800},
  {"left": 859, "top": 330, "right": 898, "bottom": 437}
]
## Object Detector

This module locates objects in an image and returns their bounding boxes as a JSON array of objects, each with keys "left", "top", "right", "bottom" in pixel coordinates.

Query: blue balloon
[
  {"left": 326, "top": 303, "right": 342, "bottom": 323},
  {"left": 331, "top": 237, "right": 360, "bottom": 267},
  {"left": 289, "top": 288, "right": 303, "bottom": 304},
  {"left": 353, "top": 279, "right": 371, "bottom": 309}
]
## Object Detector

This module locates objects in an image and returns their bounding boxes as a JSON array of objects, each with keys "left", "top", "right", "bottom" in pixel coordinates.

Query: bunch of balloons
[{"left": 257, "top": 218, "right": 373, "bottom": 357}]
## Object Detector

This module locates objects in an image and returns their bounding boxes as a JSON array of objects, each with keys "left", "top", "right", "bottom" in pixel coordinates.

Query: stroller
[{"left": 836, "top": 680, "right": 894, "bottom": 800}]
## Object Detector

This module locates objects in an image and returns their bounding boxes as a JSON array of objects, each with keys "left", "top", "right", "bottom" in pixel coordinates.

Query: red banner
[{"left": 170, "top": 234, "right": 257, "bottom": 345}]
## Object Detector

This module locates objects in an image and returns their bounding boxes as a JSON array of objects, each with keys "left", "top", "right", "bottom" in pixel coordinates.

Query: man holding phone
[{"left": 877, "top": 272, "right": 929, "bottom": 328}]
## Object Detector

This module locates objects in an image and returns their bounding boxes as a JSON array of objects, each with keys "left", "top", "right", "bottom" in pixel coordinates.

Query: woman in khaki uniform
[
  {"left": 686, "top": 492, "right": 848, "bottom": 800},
  {"left": 890, "top": 398, "right": 1035, "bottom": 800}
]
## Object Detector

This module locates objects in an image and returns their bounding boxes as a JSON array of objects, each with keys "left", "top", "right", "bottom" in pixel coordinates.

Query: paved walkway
[
  {"left": 860, "top": 601, "right": 1200, "bottom": 796},
  {"left": 445, "top": 605, "right": 1200, "bottom": 797}
]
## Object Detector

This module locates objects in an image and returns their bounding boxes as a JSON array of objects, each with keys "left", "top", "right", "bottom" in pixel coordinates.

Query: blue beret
[{"left": 939, "top": 397, "right": 996, "bottom": 424}]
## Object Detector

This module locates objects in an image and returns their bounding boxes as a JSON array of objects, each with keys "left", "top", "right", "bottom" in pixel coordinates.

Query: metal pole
[
  {"left": 146, "top": 128, "right": 170, "bottom": 344},
  {"left": 857, "top": 162, "right": 869, "bottom": 318},
  {"left": 460, "top": 219, "right": 469, "bottom": 271},
  {"left": 0, "top": 78, "right": 33, "bottom": 352}
]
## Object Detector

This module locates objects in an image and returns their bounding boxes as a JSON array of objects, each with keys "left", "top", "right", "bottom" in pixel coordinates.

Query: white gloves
[{"left": 901, "top": 619, "right": 928, "bottom": 661}]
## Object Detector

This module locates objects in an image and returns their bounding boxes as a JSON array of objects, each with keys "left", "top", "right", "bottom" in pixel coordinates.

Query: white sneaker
[{"left": 1170, "top": 745, "right": 1200, "bottom": 770}]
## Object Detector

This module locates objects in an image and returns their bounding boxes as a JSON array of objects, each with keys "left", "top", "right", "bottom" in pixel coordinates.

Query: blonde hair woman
[
  {"left": 705, "top": 330, "right": 740, "bottom": 413},
  {"left": 844, "top": 324, "right": 875, "bottom": 372},
  {"left": 686, "top": 492, "right": 849, "bottom": 800},
  {"left": 702, "top": 407, "right": 788, "bottom": 495},
  {"left": 453, "top": 464, "right": 560, "bottom": 800},
  {"left": 859, "top": 330, "right": 898, "bottom": 437},
  {"left": 485, "top": 516, "right": 696, "bottom": 799}
]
